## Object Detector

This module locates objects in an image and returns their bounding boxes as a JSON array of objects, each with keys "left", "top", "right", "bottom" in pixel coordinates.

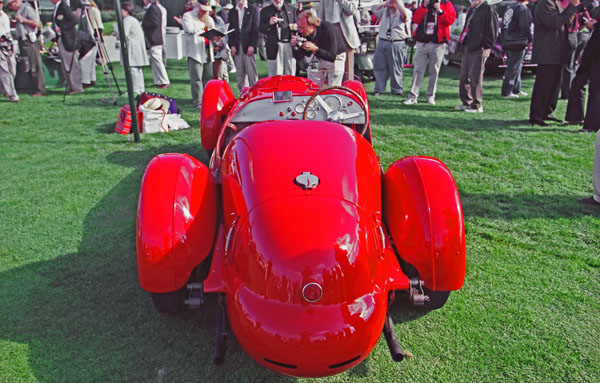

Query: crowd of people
[{"left": 1, "top": 0, "right": 599, "bottom": 204}]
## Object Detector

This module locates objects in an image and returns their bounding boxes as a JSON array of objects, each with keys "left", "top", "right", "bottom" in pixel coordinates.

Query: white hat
[{"left": 143, "top": 97, "right": 170, "bottom": 111}]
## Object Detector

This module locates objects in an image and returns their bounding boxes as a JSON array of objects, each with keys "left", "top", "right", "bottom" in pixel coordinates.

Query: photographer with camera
[
  {"left": 0, "top": 0, "right": 18, "bottom": 102},
  {"left": 291, "top": 10, "right": 344, "bottom": 87},
  {"left": 5, "top": 0, "right": 46, "bottom": 97},
  {"left": 403, "top": 0, "right": 456, "bottom": 105},
  {"left": 371, "top": 0, "right": 412, "bottom": 97},
  {"left": 259, "top": 0, "right": 297, "bottom": 76}
]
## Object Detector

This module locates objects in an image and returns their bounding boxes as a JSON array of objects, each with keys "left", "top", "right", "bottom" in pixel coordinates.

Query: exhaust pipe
[
  {"left": 382, "top": 313, "right": 405, "bottom": 362},
  {"left": 214, "top": 293, "right": 227, "bottom": 365}
]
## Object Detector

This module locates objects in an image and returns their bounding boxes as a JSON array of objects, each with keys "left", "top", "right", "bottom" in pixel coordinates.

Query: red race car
[{"left": 136, "top": 75, "right": 466, "bottom": 378}]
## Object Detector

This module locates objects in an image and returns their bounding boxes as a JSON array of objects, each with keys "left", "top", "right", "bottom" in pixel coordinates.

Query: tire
[
  {"left": 151, "top": 288, "right": 187, "bottom": 314},
  {"left": 423, "top": 288, "right": 450, "bottom": 310}
]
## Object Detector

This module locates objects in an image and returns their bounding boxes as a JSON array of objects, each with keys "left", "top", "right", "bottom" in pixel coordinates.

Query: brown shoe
[
  {"left": 68, "top": 89, "right": 84, "bottom": 95},
  {"left": 30, "top": 93, "right": 43, "bottom": 97},
  {"left": 158, "top": 84, "right": 171, "bottom": 89}
]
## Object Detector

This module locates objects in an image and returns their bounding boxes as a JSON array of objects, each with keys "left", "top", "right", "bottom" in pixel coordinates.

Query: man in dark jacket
[
  {"left": 500, "top": 0, "right": 533, "bottom": 98},
  {"left": 142, "top": 0, "right": 170, "bottom": 88},
  {"left": 528, "top": 0, "right": 579, "bottom": 126},
  {"left": 259, "top": 0, "right": 297, "bottom": 76},
  {"left": 229, "top": 0, "right": 260, "bottom": 91},
  {"left": 51, "top": 0, "right": 88, "bottom": 94},
  {"left": 292, "top": 10, "right": 342, "bottom": 86},
  {"left": 455, "top": 0, "right": 498, "bottom": 113}
]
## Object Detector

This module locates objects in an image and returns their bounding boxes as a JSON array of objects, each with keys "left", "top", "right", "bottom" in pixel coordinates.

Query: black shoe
[
  {"left": 544, "top": 115, "right": 563, "bottom": 123},
  {"left": 529, "top": 119, "right": 548, "bottom": 127},
  {"left": 577, "top": 128, "right": 596, "bottom": 133},
  {"left": 577, "top": 197, "right": 600, "bottom": 206}
]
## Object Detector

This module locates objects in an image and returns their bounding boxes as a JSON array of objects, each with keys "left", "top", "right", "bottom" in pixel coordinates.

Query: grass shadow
[{"left": 0, "top": 144, "right": 294, "bottom": 383}]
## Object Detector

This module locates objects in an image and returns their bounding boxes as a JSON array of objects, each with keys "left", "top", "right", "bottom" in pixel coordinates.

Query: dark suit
[
  {"left": 229, "top": 3, "right": 260, "bottom": 91},
  {"left": 259, "top": 3, "right": 296, "bottom": 60},
  {"left": 53, "top": 0, "right": 78, "bottom": 52},
  {"left": 142, "top": 3, "right": 163, "bottom": 49},
  {"left": 229, "top": 3, "right": 260, "bottom": 53},
  {"left": 53, "top": 0, "right": 85, "bottom": 92},
  {"left": 529, "top": 0, "right": 577, "bottom": 123}
]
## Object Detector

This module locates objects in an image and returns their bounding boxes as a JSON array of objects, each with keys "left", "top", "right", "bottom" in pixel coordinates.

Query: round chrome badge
[
  {"left": 295, "top": 172, "right": 320, "bottom": 190},
  {"left": 302, "top": 282, "right": 323, "bottom": 303}
]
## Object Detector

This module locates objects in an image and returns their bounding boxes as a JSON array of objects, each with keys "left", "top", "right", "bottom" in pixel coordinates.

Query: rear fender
[
  {"left": 201, "top": 80, "right": 236, "bottom": 150},
  {"left": 137, "top": 154, "right": 218, "bottom": 293},
  {"left": 383, "top": 156, "right": 466, "bottom": 291}
]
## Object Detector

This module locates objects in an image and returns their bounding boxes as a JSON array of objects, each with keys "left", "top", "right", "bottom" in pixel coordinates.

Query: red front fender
[
  {"left": 201, "top": 80, "right": 236, "bottom": 150},
  {"left": 137, "top": 154, "right": 218, "bottom": 293},
  {"left": 383, "top": 156, "right": 466, "bottom": 291}
]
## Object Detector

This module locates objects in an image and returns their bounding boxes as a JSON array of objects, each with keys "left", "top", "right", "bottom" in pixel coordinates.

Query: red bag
[{"left": 115, "top": 104, "right": 143, "bottom": 135}]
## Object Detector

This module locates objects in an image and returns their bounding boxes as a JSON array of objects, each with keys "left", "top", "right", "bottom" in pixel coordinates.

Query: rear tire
[
  {"left": 151, "top": 288, "right": 187, "bottom": 314},
  {"left": 423, "top": 288, "right": 450, "bottom": 310}
]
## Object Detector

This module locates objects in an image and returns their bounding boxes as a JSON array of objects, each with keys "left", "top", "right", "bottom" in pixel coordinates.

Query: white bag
[
  {"left": 139, "top": 105, "right": 168, "bottom": 133},
  {"left": 165, "top": 114, "right": 190, "bottom": 131}
]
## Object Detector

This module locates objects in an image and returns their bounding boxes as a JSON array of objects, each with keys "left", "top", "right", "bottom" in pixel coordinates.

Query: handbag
[
  {"left": 501, "top": 34, "right": 528, "bottom": 51},
  {"left": 115, "top": 104, "right": 143, "bottom": 135}
]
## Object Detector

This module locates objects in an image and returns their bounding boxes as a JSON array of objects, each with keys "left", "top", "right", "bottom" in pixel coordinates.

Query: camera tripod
[{"left": 64, "top": 2, "right": 122, "bottom": 104}]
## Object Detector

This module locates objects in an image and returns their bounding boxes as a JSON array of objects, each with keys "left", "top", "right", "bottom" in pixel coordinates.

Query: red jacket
[{"left": 412, "top": 1, "right": 457, "bottom": 44}]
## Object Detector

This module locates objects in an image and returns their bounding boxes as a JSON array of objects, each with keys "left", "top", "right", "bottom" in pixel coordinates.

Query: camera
[{"left": 295, "top": 36, "right": 307, "bottom": 47}]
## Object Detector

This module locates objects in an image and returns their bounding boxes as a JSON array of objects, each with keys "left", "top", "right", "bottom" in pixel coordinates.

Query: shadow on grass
[
  {"left": 461, "top": 192, "right": 600, "bottom": 220},
  {"left": 0, "top": 144, "right": 293, "bottom": 383}
]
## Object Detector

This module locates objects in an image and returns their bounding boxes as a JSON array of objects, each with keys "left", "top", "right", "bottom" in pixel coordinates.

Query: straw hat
[{"left": 143, "top": 97, "right": 170, "bottom": 111}]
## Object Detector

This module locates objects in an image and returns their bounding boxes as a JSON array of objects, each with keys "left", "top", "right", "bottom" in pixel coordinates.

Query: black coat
[
  {"left": 532, "top": 0, "right": 576, "bottom": 65},
  {"left": 462, "top": 1, "right": 499, "bottom": 52},
  {"left": 292, "top": 20, "right": 338, "bottom": 63},
  {"left": 579, "top": 24, "right": 600, "bottom": 73},
  {"left": 142, "top": 3, "right": 163, "bottom": 49},
  {"left": 502, "top": 2, "right": 533, "bottom": 43},
  {"left": 259, "top": 3, "right": 297, "bottom": 60},
  {"left": 53, "top": 0, "right": 78, "bottom": 51},
  {"left": 229, "top": 4, "right": 260, "bottom": 53},
  {"left": 53, "top": 1, "right": 94, "bottom": 54}
]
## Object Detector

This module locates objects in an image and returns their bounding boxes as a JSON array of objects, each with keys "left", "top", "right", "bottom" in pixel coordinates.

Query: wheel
[
  {"left": 422, "top": 288, "right": 450, "bottom": 310},
  {"left": 151, "top": 288, "right": 187, "bottom": 314},
  {"left": 149, "top": 258, "right": 212, "bottom": 314},
  {"left": 302, "top": 86, "right": 370, "bottom": 136}
]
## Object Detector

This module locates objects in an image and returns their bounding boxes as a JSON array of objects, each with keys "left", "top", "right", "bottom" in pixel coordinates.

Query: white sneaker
[
  {"left": 518, "top": 91, "right": 528, "bottom": 96},
  {"left": 426, "top": 97, "right": 435, "bottom": 105},
  {"left": 505, "top": 93, "right": 519, "bottom": 98},
  {"left": 465, "top": 106, "right": 483, "bottom": 113},
  {"left": 403, "top": 98, "right": 418, "bottom": 105},
  {"left": 455, "top": 104, "right": 469, "bottom": 110}
]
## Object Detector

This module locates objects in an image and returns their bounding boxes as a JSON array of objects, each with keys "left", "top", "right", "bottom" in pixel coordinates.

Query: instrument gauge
[
  {"left": 295, "top": 103, "right": 305, "bottom": 113},
  {"left": 324, "top": 96, "right": 342, "bottom": 111},
  {"left": 306, "top": 109, "right": 317, "bottom": 119}
]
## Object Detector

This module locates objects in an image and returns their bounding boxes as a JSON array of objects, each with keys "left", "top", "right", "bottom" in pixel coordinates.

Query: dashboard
[{"left": 230, "top": 91, "right": 366, "bottom": 125}]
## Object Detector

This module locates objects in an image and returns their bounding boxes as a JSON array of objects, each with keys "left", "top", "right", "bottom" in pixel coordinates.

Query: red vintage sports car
[{"left": 136, "top": 75, "right": 466, "bottom": 378}]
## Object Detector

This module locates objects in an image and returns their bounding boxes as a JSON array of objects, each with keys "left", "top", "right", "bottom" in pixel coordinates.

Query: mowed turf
[{"left": 0, "top": 59, "right": 598, "bottom": 383}]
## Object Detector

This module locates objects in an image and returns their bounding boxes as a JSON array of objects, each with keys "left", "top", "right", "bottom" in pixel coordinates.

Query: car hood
[{"left": 219, "top": 120, "right": 381, "bottom": 226}]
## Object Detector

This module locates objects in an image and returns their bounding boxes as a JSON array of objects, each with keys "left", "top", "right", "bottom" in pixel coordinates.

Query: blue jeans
[{"left": 501, "top": 49, "right": 525, "bottom": 96}]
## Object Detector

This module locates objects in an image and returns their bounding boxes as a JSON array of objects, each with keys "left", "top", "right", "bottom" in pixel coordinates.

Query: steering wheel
[{"left": 302, "top": 86, "right": 370, "bottom": 136}]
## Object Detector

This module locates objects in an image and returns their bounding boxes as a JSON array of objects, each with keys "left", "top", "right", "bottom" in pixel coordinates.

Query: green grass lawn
[{"left": 0, "top": 60, "right": 598, "bottom": 383}]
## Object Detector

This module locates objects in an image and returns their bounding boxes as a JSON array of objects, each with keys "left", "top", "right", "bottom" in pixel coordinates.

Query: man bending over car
[{"left": 291, "top": 10, "right": 344, "bottom": 87}]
